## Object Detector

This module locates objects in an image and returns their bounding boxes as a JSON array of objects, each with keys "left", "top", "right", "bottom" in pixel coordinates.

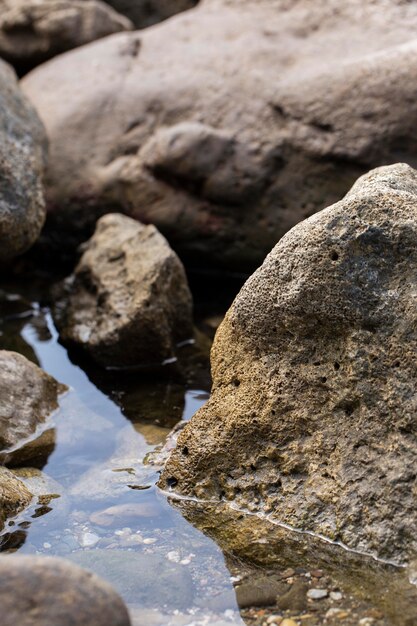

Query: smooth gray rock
[
  {"left": 0, "top": 0, "right": 132, "bottom": 73},
  {"left": 0, "top": 59, "right": 46, "bottom": 261},
  {"left": 21, "top": 0, "right": 417, "bottom": 270}
]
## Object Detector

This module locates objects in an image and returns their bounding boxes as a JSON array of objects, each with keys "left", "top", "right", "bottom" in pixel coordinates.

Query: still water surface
[{"left": 0, "top": 284, "right": 244, "bottom": 626}]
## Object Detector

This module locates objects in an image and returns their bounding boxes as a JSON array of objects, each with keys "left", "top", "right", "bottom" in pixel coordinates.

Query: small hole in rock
[
  {"left": 250, "top": 463, "right": 257, "bottom": 471},
  {"left": 320, "top": 376, "right": 327, "bottom": 383},
  {"left": 334, "top": 362, "right": 340, "bottom": 370},
  {"left": 166, "top": 477, "right": 178, "bottom": 488},
  {"left": 330, "top": 251, "right": 339, "bottom": 261},
  {"left": 182, "top": 446, "right": 189, "bottom": 456},
  {"left": 233, "top": 379, "right": 240, "bottom": 387}
]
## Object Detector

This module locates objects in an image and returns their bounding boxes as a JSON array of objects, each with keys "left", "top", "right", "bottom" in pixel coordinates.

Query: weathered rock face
[
  {"left": 0, "top": 350, "right": 67, "bottom": 461},
  {"left": 161, "top": 163, "right": 417, "bottom": 566},
  {"left": 0, "top": 555, "right": 131, "bottom": 626},
  {"left": 0, "top": 0, "right": 132, "bottom": 74},
  {"left": 0, "top": 466, "right": 32, "bottom": 529},
  {"left": 54, "top": 213, "right": 193, "bottom": 368},
  {"left": 0, "top": 59, "right": 46, "bottom": 261},
  {"left": 104, "top": 0, "right": 198, "bottom": 28},
  {"left": 21, "top": 0, "right": 417, "bottom": 270}
]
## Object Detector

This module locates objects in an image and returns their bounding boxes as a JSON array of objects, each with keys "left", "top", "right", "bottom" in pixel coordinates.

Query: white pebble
[
  {"left": 167, "top": 550, "right": 181, "bottom": 562},
  {"left": 143, "top": 537, "right": 157, "bottom": 545},
  {"left": 43, "top": 542, "right": 51, "bottom": 549},
  {"left": 330, "top": 591, "right": 343, "bottom": 601},
  {"left": 180, "top": 558, "right": 191, "bottom": 565},
  {"left": 79, "top": 532, "right": 100, "bottom": 548},
  {"left": 307, "top": 588, "right": 328, "bottom": 600}
]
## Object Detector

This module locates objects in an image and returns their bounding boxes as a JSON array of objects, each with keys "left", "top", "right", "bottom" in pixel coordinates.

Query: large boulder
[
  {"left": 54, "top": 213, "right": 193, "bottom": 367},
  {"left": 0, "top": 350, "right": 67, "bottom": 464},
  {"left": 161, "top": 163, "right": 417, "bottom": 566},
  {"left": 0, "top": 555, "right": 131, "bottom": 625},
  {"left": 21, "top": 0, "right": 417, "bottom": 270},
  {"left": 0, "top": 466, "right": 32, "bottom": 529},
  {"left": 104, "top": 0, "right": 198, "bottom": 28},
  {"left": 0, "top": 0, "right": 132, "bottom": 75},
  {"left": 0, "top": 59, "right": 46, "bottom": 261}
]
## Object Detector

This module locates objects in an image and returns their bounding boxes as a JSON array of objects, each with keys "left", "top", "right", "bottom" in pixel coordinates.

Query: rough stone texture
[
  {"left": 104, "top": 0, "right": 198, "bottom": 28},
  {"left": 21, "top": 0, "right": 417, "bottom": 270},
  {"left": 0, "top": 0, "right": 132, "bottom": 74},
  {"left": 55, "top": 213, "right": 193, "bottom": 367},
  {"left": 0, "top": 555, "right": 131, "bottom": 625},
  {"left": 0, "top": 350, "right": 67, "bottom": 452},
  {"left": 0, "top": 59, "right": 46, "bottom": 261},
  {"left": 0, "top": 466, "right": 32, "bottom": 529},
  {"left": 161, "top": 163, "right": 417, "bottom": 566}
]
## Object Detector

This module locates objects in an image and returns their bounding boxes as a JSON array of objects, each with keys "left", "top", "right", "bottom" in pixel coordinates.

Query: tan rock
[
  {"left": 21, "top": 0, "right": 417, "bottom": 269},
  {"left": 0, "top": 466, "right": 32, "bottom": 529},
  {"left": 54, "top": 213, "right": 193, "bottom": 368},
  {"left": 161, "top": 163, "right": 417, "bottom": 565},
  {"left": 0, "top": 351, "right": 67, "bottom": 465}
]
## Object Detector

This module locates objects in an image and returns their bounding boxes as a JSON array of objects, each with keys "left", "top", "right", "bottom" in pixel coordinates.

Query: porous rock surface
[
  {"left": 21, "top": 0, "right": 417, "bottom": 269},
  {"left": 104, "top": 0, "right": 198, "bottom": 28},
  {"left": 0, "top": 350, "right": 66, "bottom": 451},
  {"left": 54, "top": 213, "right": 193, "bottom": 367},
  {"left": 0, "top": 59, "right": 46, "bottom": 261},
  {"left": 161, "top": 163, "right": 417, "bottom": 566},
  {"left": 0, "top": 555, "right": 131, "bottom": 626},
  {"left": 0, "top": 466, "right": 32, "bottom": 529},
  {"left": 0, "top": 0, "right": 132, "bottom": 74}
]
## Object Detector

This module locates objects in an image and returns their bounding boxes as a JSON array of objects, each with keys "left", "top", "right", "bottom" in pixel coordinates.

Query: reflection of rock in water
[
  {"left": 171, "top": 499, "right": 417, "bottom": 626},
  {"left": 69, "top": 548, "right": 194, "bottom": 609}
]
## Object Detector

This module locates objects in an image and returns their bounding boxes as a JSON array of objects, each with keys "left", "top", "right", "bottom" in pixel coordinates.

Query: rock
[
  {"left": 307, "top": 588, "right": 328, "bottom": 601},
  {"left": 0, "top": 466, "right": 32, "bottom": 529},
  {"left": 69, "top": 549, "right": 194, "bottom": 608},
  {"left": 0, "top": 0, "right": 132, "bottom": 74},
  {"left": 21, "top": 0, "right": 417, "bottom": 270},
  {"left": 0, "top": 555, "right": 131, "bottom": 625},
  {"left": 161, "top": 163, "right": 417, "bottom": 565},
  {"left": 0, "top": 351, "right": 67, "bottom": 464},
  {"left": 104, "top": 0, "right": 198, "bottom": 28},
  {"left": 54, "top": 213, "right": 193, "bottom": 368},
  {"left": 12, "top": 467, "right": 69, "bottom": 526},
  {"left": 0, "top": 59, "right": 46, "bottom": 261}
]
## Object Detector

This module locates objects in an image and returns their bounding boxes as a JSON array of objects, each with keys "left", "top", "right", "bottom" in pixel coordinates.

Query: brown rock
[
  {"left": 0, "top": 351, "right": 66, "bottom": 464},
  {"left": 0, "top": 555, "right": 131, "bottom": 625},
  {"left": 54, "top": 213, "right": 193, "bottom": 367},
  {"left": 0, "top": 0, "right": 132, "bottom": 74},
  {"left": 161, "top": 163, "right": 417, "bottom": 565},
  {"left": 21, "top": 0, "right": 417, "bottom": 270},
  {"left": 0, "top": 466, "right": 32, "bottom": 529},
  {"left": 0, "top": 59, "right": 46, "bottom": 261}
]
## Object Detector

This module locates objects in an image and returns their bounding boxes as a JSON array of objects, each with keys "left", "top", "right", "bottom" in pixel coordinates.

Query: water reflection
[{"left": 0, "top": 285, "right": 244, "bottom": 625}]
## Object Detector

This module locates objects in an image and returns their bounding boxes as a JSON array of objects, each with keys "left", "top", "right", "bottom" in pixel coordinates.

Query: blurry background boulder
[
  {"left": 0, "top": 59, "right": 46, "bottom": 262},
  {"left": 0, "top": 0, "right": 133, "bottom": 75},
  {"left": 104, "top": 0, "right": 199, "bottom": 28},
  {"left": 21, "top": 0, "right": 417, "bottom": 271}
]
